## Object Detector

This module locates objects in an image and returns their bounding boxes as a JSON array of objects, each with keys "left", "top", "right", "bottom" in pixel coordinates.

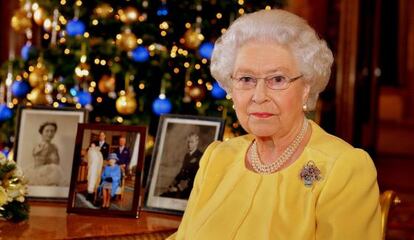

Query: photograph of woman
[
  {"left": 99, "top": 153, "right": 122, "bottom": 209},
  {"left": 26, "top": 122, "right": 64, "bottom": 186},
  {"left": 168, "top": 9, "right": 381, "bottom": 240}
]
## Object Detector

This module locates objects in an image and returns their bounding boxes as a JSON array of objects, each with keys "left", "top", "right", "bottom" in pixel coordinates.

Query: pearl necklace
[{"left": 249, "top": 118, "right": 309, "bottom": 174}]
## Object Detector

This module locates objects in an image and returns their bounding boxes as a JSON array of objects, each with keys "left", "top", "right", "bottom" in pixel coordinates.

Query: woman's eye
[
  {"left": 239, "top": 76, "right": 254, "bottom": 83},
  {"left": 270, "top": 75, "right": 287, "bottom": 83}
]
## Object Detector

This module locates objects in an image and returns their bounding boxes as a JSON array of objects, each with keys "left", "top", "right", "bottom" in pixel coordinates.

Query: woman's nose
[{"left": 251, "top": 80, "right": 269, "bottom": 103}]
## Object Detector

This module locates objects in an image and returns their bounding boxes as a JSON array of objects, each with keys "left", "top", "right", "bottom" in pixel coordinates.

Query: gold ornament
[
  {"left": 118, "top": 6, "right": 139, "bottom": 24},
  {"left": 33, "top": 8, "right": 48, "bottom": 25},
  {"left": 116, "top": 94, "right": 137, "bottom": 115},
  {"left": 94, "top": 3, "right": 113, "bottom": 18},
  {"left": 183, "top": 28, "right": 203, "bottom": 49},
  {"left": 11, "top": 9, "right": 32, "bottom": 33},
  {"left": 43, "top": 18, "right": 53, "bottom": 32},
  {"left": 98, "top": 75, "right": 115, "bottom": 93},
  {"left": 116, "top": 29, "right": 137, "bottom": 51},
  {"left": 29, "top": 65, "right": 48, "bottom": 88},
  {"left": 27, "top": 87, "right": 49, "bottom": 105},
  {"left": 74, "top": 62, "right": 90, "bottom": 81},
  {"left": 188, "top": 85, "right": 206, "bottom": 101}
]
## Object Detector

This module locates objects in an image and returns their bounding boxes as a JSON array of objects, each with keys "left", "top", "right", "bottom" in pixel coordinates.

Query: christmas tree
[{"left": 0, "top": 0, "right": 285, "bottom": 151}]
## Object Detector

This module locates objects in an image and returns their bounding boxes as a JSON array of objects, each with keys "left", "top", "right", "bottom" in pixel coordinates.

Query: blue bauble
[
  {"left": 156, "top": 3, "right": 168, "bottom": 16},
  {"left": 76, "top": 91, "right": 92, "bottom": 106},
  {"left": 21, "top": 42, "right": 33, "bottom": 61},
  {"left": 70, "top": 87, "right": 78, "bottom": 96},
  {"left": 152, "top": 97, "right": 172, "bottom": 115},
  {"left": 66, "top": 19, "right": 86, "bottom": 37},
  {"left": 131, "top": 46, "right": 150, "bottom": 62},
  {"left": 11, "top": 80, "right": 31, "bottom": 98},
  {"left": 211, "top": 82, "right": 227, "bottom": 99},
  {"left": 198, "top": 42, "right": 214, "bottom": 59},
  {"left": 0, "top": 104, "right": 13, "bottom": 122},
  {"left": 1, "top": 148, "right": 10, "bottom": 158}
]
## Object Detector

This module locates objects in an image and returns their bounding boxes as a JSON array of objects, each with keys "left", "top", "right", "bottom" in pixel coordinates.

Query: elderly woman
[{"left": 169, "top": 9, "right": 381, "bottom": 240}]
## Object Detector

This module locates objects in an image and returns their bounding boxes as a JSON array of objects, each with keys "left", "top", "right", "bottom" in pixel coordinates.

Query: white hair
[{"left": 210, "top": 9, "right": 334, "bottom": 110}]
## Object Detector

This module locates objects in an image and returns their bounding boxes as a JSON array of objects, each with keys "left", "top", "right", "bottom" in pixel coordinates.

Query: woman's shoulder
[{"left": 307, "top": 120, "right": 374, "bottom": 172}]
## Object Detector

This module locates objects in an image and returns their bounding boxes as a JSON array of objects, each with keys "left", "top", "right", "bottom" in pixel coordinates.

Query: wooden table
[{"left": 0, "top": 201, "right": 181, "bottom": 239}]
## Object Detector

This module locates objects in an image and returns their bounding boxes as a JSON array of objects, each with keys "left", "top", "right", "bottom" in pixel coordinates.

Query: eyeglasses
[{"left": 231, "top": 73, "right": 303, "bottom": 90}]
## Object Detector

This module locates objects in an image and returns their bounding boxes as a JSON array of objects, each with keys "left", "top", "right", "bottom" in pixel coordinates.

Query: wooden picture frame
[
  {"left": 67, "top": 124, "right": 147, "bottom": 218},
  {"left": 144, "top": 114, "right": 225, "bottom": 215},
  {"left": 14, "top": 106, "right": 87, "bottom": 199}
]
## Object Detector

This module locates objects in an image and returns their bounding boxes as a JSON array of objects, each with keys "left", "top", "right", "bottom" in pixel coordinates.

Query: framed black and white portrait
[
  {"left": 67, "top": 124, "right": 147, "bottom": 218},
  {"left": 14, "top": 106, "right": 87, "bottom": 199},
  {"left": 144, "top": 114, "right": 225, "bottom": 215}
]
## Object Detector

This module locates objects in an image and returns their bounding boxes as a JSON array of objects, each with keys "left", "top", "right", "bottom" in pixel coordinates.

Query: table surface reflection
[{"left": 0, "top": 201, "right": 181, "bottom": 239}]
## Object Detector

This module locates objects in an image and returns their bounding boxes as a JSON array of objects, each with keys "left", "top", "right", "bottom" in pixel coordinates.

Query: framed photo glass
[
  {"left": 67, "top": 124, "right": 147, "bottom": 218},
  {"left": 144, "top": 114, "right": 225, "bottom": 215},
  {"left": 14, "top": 106, "right": 87, "bottom": 199}
]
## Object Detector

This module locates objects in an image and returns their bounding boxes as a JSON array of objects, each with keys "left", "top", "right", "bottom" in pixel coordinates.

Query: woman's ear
[{"left": 302, "top": 84, "right": 310, "bottom": 103}]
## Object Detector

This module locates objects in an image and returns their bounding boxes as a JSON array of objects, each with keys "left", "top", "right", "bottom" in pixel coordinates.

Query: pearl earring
[{"left": 302, "top": 104, "right": 308, "bottom": 112}]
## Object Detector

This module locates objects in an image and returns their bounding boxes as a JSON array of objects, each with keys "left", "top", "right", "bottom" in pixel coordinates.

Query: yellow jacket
[{"left": 168, "top": 121, "right": 381, "bottom": 239}]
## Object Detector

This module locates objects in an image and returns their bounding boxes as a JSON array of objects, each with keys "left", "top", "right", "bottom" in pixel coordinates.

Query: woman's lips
[{"left": 250, "top": 112, "right": 274, "bottom": 118}]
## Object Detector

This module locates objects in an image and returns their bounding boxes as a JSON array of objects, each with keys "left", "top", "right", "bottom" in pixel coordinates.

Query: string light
[
  {"left": 59, "top": 16, "right": 67, "bottom": 24},
  {"left": 197, "top": 79, "right": 203, "bottom": 84},
  {"left": 185, "top": 22, "right": 191, "bottom": 28},
  {"left": 100, "top": 59, "right": 106, "bottom": 65},
  {"left": 61, "top": 97, "right": 67, "bottom": 103},
  {"left": 238, "top": 8, "right": 245, "bottom": 15},
  {"left": 159, "top": 21, "right": 169, "bottom": 29},
  {"left": 83, "top": 32, "right": 90, "bottom": 38},
  {"left": 94, "top": 58, "right": 100, "bottom": 64},
  {"left": 221, "top": 28, "right": 227, "bottom": 34},
  {"left": 265, "top": 5, "right": 272, "bottom": 10},
  {"left": 137, "top": 38, "right": 143, "bottom": 44},
  {"left": 22, "top": 72, "right": 29, "bottom": 78},
  {"left": 76, "top": 103, "right": 82, "bottom": 109},
  {"left": 186, "top": 81, "right": 192, "bottom": 87},
  {"left": 28, "top": 66, "right": 34, "bottom": 72},
  {"left": 75, "top": 0, "right": 82, "bottom": 7},
  {"left": 238, "top": 0, "right": 244, "bottom": 5},
  {"left": 160, "top": 31, "right": 167, "bottom": 36},
  {"left": 195, "top": 64, "right": 201, "bottom": 70},
  {"left": 12, "top": 99, "right": 18, "bottom": 105},
  {"left": 202, "top": 58, "right": 208, "bottom": 64},
  {"left": 173, "top": 68, "right": 180, "bottom": 74},
  {"left": 53, "top": 102, "right": 59, "bottom": 108},
  {"left": 196, "top": 101, "right": 202, "bottom": 108},
  {"left": 32, "top": 3, "right": 39, "bottom": 10},
  {"left": 44, "top": 34, "right": 50, "bottom": 40},
  {"left": 139, "top": 83, "right": 145, "bottom": 89},
  {"left": 116, "top": 116, "right": 123, "bottom": 123},
  {"left": 184, "top": 62, "right": 190, "bottom": 68},
  {"left": 92, "top": 19, "right": 99, "bottom": 25},
  {"left": 64, "top": 49, "right": 70, "bottom": 54},
  {"left": 60, "top": 0, "right": 66, "bottom": 5},
  {"left": 90, "top": 81, "right": 96, "bottom": 87},
  {"left": 88, "top": 87, "right": 94, "bottom": 92},
  {"left": 216, "top": 13, "right": 222, "bottom": 19},
  {"left": 206, "top": 82, "right": 213, "bottom": 90}
]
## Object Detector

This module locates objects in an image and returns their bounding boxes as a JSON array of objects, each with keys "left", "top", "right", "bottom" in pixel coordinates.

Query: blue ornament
[
  {"left": 11, "top": 80, "right": 31, "bottom": 98},
  {"left": 1, "top": 148, "right": 10, "bottom": 158},
  {"left": 157, "top": 2, "right": 168, "bottom": 16},
  {"left": 76, "top": 91, "right": 92, "bottom": 106},
  {"left": 131, "top": 46, "right": 150, "bottom": 62},
  {"left": 66, "top": 19, "right": 86, "bottom": 37},
  {"left": 21, "top": 42, "right": 33, "bottom": 61},
  {"left": 198, "top": 42, "right": 214, "bottom": 59},
  {"left": 211, "top": 82, "right": 227, "bottom": 99},
  {"left": 0, "top": 104, "right": 13, "bottom": 122},
  {"left": 70, "top": 87, "right": 78, "bottom": 96},
  {"left": 152, "top": 97, "right": 172, "bottom": 115}
]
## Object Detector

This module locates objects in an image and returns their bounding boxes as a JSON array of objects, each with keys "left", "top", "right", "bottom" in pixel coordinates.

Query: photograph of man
[
  {"left": 115, "top": 136, "right": 131, "bottom": 175},
  {"left": 94, "top": 131, "right": 109, "bottom": 160},
  {"left": 161, "top": 132, "right": 203, "bottom": 199}
]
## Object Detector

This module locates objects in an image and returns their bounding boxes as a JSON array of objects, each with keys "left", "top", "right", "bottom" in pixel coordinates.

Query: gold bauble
[
  {"left": 183, "top": 29, "right": 203, "bottom": 49},
  {"left": 98, "top": 75, "right": 115, "bottom": 93},
  {"left": 94, "top": 3, "right": 113, "bottom": 18},
  {"left": 33, "top": 8, "right": 48, "bottom": 25},
  {"left": 43, "top": 18, "right": 53, "bottom": 32},
  {"left": 27, "top": 88, "right": 48, "bottom": 105},
  {"left": 116, "top": 29, "right": 137, "bottom": 51},
  {"left": 116, "top": 94, "right": 137, "bottom": 115},
  {"left": 188, "top": 85, "right": 206, "bottom": 101},
  {"left": 29, "top": 65, "right": 48, "bottom": 88},
  {"left": 11, "top": 9, "right": 32, "bottom": 33},
  {"left": 118, "top": 6, "right": 139, "bottom": 24}
]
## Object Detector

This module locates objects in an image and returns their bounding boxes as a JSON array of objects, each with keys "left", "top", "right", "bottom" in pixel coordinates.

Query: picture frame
[
  {"left": 144, "top": 114, "right": 225, "bottom": 215},
  {"left": 14, "top": 106, "right": 88, "bottom": 199},
  {"left": 67, "top": 124, "right": 147, "bottom": 218}
]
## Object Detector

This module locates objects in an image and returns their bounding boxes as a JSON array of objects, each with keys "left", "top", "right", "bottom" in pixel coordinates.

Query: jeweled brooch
[{"left": 300, "top": 161, "right": 322, "bottom": 187}]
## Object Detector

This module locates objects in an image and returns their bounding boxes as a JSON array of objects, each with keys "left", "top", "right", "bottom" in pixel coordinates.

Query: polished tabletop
[{"left": 0, "top": 201, "right": 181, "bottom": 239}]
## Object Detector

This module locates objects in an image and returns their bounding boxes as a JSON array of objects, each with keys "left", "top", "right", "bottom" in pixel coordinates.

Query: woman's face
[
  {"left": 231, "top": 40, "right": 309, "bottom": 138},
  {"left": 109, "top": 159, "right": 116, "bottom": 166},
  {"left": 41, "top": 125, "right": 56, "bottom": 142}
]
